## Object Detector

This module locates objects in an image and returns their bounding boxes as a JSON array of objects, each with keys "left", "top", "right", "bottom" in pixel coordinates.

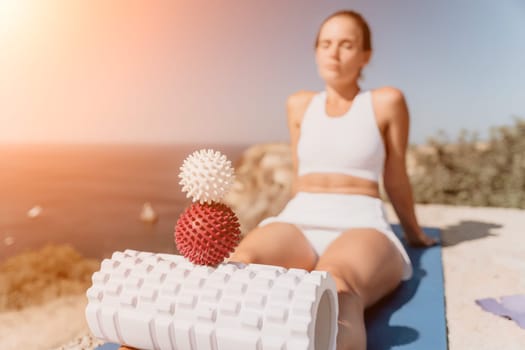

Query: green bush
[{"left": 410, "top": 118, "right": 525, "bottom": 208}]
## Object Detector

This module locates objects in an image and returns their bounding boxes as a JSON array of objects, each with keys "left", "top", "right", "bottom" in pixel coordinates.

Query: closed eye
[{"left": 319, "top": 39, "right": 355, "bottom": 49}]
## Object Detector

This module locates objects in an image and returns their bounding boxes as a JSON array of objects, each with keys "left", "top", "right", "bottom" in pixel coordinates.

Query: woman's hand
[{"left": 406, "top": 232, "right": 440, "bottom": 247}]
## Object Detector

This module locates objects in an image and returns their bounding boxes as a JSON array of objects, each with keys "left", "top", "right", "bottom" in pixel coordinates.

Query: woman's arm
[
  {"left": 286, "top": 91, "right": 315, "bottom": 197},
  {"left": 377, "top": 87, "right": 438, "bottom": 247}
]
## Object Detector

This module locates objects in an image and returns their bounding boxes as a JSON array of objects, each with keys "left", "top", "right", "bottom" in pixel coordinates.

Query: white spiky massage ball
[{"left": 179, "top": 149, "right": 235, "bottom": 204}]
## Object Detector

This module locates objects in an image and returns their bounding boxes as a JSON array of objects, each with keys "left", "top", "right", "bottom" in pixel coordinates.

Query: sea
[{"left": 0, "top": 144, "right": 248, "bottom": 262}]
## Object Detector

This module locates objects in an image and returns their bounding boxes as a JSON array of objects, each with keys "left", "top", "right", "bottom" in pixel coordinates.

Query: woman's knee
[
  {"left": 229, "top": 246, "right": 258, "bottom": 264},
  {"left": 315, "top": 261, "right": 364, "bottom": 298},
  {"left": 231, "top": 222, "right": 317, "bottom": 269},
  {"left": 228, "top": 225, "right": 276, "bottom": 264},
  {"left": 229, "top": 237, "right": 261, "bottom": 264}
]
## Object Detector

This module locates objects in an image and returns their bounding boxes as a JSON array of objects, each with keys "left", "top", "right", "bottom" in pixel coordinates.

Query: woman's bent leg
[
  {"left": 315, "top": 228, "right": 405, "bottom": 350},
  {"left": 229, "top": 222, "right": 318, "bottom": 270}
]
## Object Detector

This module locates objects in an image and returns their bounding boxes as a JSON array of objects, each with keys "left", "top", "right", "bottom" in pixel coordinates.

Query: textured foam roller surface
[
  {"left": 87, "top": 250, "right": 338, "bottom": 350},
  {"left": 365, "top": 225, "right": 447, "bottom": 350}
]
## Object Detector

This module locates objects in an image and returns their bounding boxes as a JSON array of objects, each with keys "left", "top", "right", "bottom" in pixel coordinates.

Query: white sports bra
[{"left": 296, "top": 90, "right": 385, "bottom": 182}]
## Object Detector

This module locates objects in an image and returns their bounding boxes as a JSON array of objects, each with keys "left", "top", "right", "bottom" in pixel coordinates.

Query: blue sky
[{"left": 1, "top": 0, "right": 524, "bottom": 144}]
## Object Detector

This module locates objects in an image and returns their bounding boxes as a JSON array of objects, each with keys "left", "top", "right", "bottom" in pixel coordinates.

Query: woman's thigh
[
  {"left": 315, "top": 228, "right": 405, "bottom": 308},
  {"left": 229, "top": 222, "right": 317, "bottom": 270}
]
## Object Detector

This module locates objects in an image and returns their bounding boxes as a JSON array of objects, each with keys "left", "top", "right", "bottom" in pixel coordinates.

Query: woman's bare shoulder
[
  {"left": 370, "top": 86, "right": 408, "bottom": 122},
  {"left": 370, "top": 86, "right": 405, "bottom": 104},
  {"left": 286, "top": 90, "right": 318, "bottom": 123},
  {"left": 287, "top": 90, "right": 317, "bottom": 109}
]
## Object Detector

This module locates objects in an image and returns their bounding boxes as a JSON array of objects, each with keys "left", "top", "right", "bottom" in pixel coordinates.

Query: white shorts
[{"left": 258, "top": 192, "right": 413, "bottom": 280}]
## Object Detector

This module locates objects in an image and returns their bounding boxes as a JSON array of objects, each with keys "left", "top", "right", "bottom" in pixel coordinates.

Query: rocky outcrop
[{"left": 223, "top": 143, "right": 294, "bottom": 235}]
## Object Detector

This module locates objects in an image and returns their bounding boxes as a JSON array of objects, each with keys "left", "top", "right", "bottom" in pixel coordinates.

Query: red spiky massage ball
[{"left": 174, "top": 202, "right": 241, "bottom": 266}]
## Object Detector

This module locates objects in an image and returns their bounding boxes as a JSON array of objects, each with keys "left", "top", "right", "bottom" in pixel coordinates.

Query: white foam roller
[{"left": 86, "top": 250, "right": 338, "bottom": 350}]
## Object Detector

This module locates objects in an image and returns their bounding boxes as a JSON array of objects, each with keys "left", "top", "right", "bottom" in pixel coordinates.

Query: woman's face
[{"left": 315, "top": 16, "right": 371, "bottom": 85}]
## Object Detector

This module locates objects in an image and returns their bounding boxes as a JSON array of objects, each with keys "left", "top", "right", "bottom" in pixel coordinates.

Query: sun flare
[{"left": 0, "top": 0, "right": 29, "bottom": 36}]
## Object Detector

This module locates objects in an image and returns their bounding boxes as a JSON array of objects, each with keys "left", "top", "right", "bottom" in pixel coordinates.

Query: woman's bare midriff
[{"left": 296, "top": 173, "right": 380, "bottom": 198}]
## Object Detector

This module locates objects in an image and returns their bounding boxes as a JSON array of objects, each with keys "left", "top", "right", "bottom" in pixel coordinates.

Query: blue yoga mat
[
  {"left": 365, "top": 225, "right": 447, "bottom": 350},
  {"left": 96, "top": 225, "right": 446, "bottom": 350}
]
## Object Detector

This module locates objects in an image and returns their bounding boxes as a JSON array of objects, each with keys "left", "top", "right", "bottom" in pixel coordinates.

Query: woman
[
  {"left": 119, "top": 9, "right": 437, "bottom": 350},
  {"left": 229, "top": 9, "right": 438, "bottom": 350}
]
